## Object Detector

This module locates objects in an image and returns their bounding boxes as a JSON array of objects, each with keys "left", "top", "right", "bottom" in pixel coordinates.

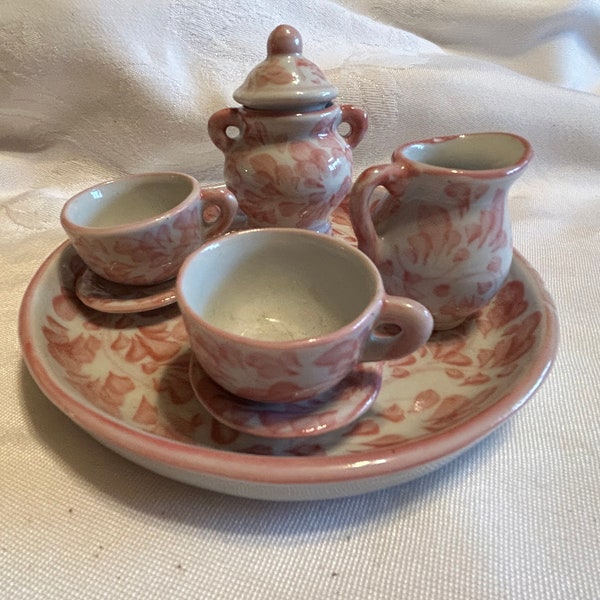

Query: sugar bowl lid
[{"left": 233, "top": 24, "right": 338, "bottom": 111}]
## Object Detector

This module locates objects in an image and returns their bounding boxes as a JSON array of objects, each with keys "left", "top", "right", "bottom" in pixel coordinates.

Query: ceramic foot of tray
[{"left": 18, "top": 212, "right": 558, "bottom": 501}]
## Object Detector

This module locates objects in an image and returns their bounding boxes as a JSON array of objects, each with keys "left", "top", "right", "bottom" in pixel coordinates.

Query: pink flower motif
[
  {"left": 428, "top": 336, "right": 473, "bottom": 366},
  {"left": 464, "top": 190, "right": 508, "bottom": 251},
  {"left": 487, "top": 256, "right": 503, "bottom": 273},
  {"left": 243, "top": 119, "right": 270, "bottom": 147},
  {"left": 461, "top": 372, "right": 492, "bottom": 386},
  {"left": 248, "top": 64, "right": 295, "bottom": 87},
  {"left": 379, "top": 403, "right": 405, "bottom": 423},
  {"left": 433, "top": 284, "right": 451, "bottom": 297},
  {"left": 445, "top": 182, "right": 489, "bottom": 217},
  {"left": 477, "top": 280, "right": 528, "bottom": 335},
  {"left": 424, "top": 387, "right": 498, "bottom": 432},
  {"left": 132, "top": 396, "right": 158, "bottom": 426},
  {"left": 313, "top": 339, "right": 360, "bottom": 375},
  {"left": 249, "top": 153, "right": 298, "bottom": 190},
  {"left": 295, "top": 57, "right": 328, "bottom": 83},
  {"left": 286, "top": 443, "right": 327, "bottom": 456},
  {"left": 52, "top": 291, "right": 81, "bottom": 322},
  {"left": 153, "top": 353, "right": 194, "bottom": 405},
  {"left": 289, "top": 142, "right": 331, "bottom": 182},
  {"left": 210, "top": 418, "right": 239, "bottom": 446},
  {"left": 72, "top": 371, "right": 135, "bottom": 418},
  {"left": 44, "top": 318, "right": 102, "bottom": 372},
  {"left": 408, "top": 389, "right": 441, "bottom": 413},
  {"left": 406, "top": 205, "right": 462, "bottom": 266},
  {"left": 480, "top": 311, "right": 541, "bottom": 368},
  {"left": 243, "top": 351, "right": 302, "bottom": 379}
]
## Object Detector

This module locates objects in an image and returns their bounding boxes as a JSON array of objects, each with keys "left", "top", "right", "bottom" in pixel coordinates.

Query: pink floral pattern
[
  {"left": 183, "top": 310, "right": 376, "bottom": 403},
  {"left": 66, "top": 186, "right": 237, "bottom": 285},
  {"left": 208, "top": 104, "right": 367, "bottom": 233},
  {"left": 23, "top": 222, "right": 556, "bottom": 464},
  {"left": 189, "top": 358, "right": 382, "bottom": 439},
  {"left": 350, "top": 134, "right": 531, "bottom": 330},
  {"left": 241, "top": 56, "right": 329, "bottom": 92},
  {"left": 368, "top": 183, "right": 511, "bottom": 330}
]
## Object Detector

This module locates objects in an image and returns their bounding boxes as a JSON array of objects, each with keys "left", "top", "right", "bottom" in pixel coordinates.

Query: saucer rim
[
  {"left": 75, "top": 267, "right": 177, "bottom": 313},
  {"left": 188, "top": 355, "right": 382, "bottom": 439},
  {"left": 18, "top": 241, "right": 559, "bottom": 489}
]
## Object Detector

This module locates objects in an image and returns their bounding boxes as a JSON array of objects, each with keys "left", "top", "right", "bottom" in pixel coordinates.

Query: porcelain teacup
[
  {"left": 176, "top": 228, "right": 433, "bottom": 403},
  {"left": 61, "top": 172, "right": 238, "bottom": 286}
]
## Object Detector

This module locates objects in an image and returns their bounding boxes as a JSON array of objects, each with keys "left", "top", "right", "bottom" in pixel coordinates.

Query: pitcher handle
[
  {"left": 339, "top": 105, "right": 368, "bottom": 149},
  {"left": 207, "top": 107, "right": 243, "bottom": 154},
  {"left": 349, "top": 162, "right": 406, "bottom": 264},
  {"left": 360, "top": 295, "right": 433, "bottom": 362}
]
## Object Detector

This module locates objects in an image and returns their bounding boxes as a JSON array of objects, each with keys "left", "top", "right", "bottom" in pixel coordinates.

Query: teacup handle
[
  {"left": 207, "top": 108, "right": 243, "bottom": 154},
  {"left": 349, "top": 162, "right": 406, "bottom": 264},
  {"left": 199, "top": 186, "right": 238, "bottom": 239},
  {"left": 361, "top": 295, "right": 433, "bottom": 362},
  {"left": 340, "top": 104, "right": 368, "bottom": 149}
]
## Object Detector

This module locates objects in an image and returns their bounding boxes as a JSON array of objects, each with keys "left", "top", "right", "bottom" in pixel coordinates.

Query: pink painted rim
[
  {"left": 392, "top": 132, "right": 533, "bottom": 178},
  {"left": 60, "top": 172, "right": 201, "bottom": 236},
  {"left": 18, "top": 242, "right": 558, "bottom": 487},
  {"left": 176, "top": 228, "right": 385, "bottom": 351}
]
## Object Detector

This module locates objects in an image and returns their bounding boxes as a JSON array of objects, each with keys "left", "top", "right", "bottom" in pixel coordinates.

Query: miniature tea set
[{"left": 18, "top": 25, "right": 558, "bottom": 500}]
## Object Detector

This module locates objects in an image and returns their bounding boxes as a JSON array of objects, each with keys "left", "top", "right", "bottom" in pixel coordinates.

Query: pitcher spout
[{"left": 393, "top": 132, "right": 533, "bottom": 179}]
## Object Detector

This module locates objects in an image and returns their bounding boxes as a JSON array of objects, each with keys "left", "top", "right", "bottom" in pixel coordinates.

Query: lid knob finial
[{"left": 267, "top": 24, "right": 302, "bottom": 56}]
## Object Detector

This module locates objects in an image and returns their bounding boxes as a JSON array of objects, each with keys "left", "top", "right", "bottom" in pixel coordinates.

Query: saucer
[
  {"left": 19, "top": 230, "right": 558, "bottom": 501},
  {"left": 75, "top": 267, "right": 177, "bottom": 313},
  {"left": 189, "top": 356, "right": 382, "bottom": 439}
]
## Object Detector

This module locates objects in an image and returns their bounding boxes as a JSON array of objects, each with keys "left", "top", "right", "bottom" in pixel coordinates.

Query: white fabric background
[{"left": 1, "top": 1, "right": 599, "bottom": 598}]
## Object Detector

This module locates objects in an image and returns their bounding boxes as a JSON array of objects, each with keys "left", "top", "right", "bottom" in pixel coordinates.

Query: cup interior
[
  {"left": 401, "top": 133, "right": 528, "bottom": 171},
  {"left": 63, "top": 173, "right": 194, "bottom": 229},
  {"left": 178, "top": 230, "right": 378, "bottom": 342}
]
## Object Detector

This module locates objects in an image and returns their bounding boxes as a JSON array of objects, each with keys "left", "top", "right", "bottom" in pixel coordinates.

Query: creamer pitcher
[{"left": 349, "top": 132, "right": 533, "bottom": 330}]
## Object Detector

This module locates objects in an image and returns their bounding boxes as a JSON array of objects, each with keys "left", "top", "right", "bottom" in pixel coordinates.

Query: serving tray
[{"left": 18, "top": 211, "right": 558, "bottom": 501}]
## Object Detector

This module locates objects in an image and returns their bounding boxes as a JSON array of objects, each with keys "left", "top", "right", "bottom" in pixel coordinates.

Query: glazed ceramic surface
[
  {"left": 350, "top": 133, "right": 533, "bottom": 330},
  {"left": 232, "top": 24, "right": 338, "bottom": 111},
  {"left": 75, "top": 268, "right": 177, "bottom": 313},
  {"left": 61, "top": 175, "right": 238, "bottom": 285},
  {"left": 176, "top": 228, "right": 432, "bottom": 403},
  {"left": 19, "top": 207, "right": 558, "bottom": 500},
  {"left": 208, "top": 25, "right": 368, "bottom": 233},
  {"left": 208, "top": 104, "right": 367, "bottom": 234},
  {"left": 189, "top": 357, "right": 382, "bottom": 439}
]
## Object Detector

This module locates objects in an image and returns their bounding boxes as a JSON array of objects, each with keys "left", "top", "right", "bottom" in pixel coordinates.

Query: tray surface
[{"left": 18, "top": 211, "right": 558, "bottom": 500}]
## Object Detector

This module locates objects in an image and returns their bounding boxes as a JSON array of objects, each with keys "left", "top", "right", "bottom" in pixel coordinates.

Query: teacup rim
[
  {"left": 176, "top": 227, "right": 386, "bottom": 349},
  {"left": 60, "top": 171, "right": 201, "bottom": 235}
]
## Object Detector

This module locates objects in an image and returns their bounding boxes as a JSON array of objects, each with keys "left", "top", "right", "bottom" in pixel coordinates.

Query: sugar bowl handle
[
  {"left": 340, "top": 104, "right": 368, "bottom": 149},
  {"left": 207, "top": 108, "right": 244, "bottom": 153}
]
